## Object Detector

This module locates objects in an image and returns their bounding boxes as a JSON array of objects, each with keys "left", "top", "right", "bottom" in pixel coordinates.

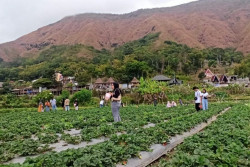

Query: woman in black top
[
  {"left": 62, "top": 98, "right": 65, "bottom": 109},
  {"left": 110, "top": 82, "right": 122, "bottom": 122}
]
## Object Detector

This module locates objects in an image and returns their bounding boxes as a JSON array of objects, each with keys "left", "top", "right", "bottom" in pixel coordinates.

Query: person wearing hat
[
  {"left": 193, "top": 86, "right": 202, "bottom": 111},
  {"left": 110, "top": 82, "right": 122, "bottom": 122}
]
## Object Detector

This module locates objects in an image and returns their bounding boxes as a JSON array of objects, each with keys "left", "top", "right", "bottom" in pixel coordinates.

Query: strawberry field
[
  {"left": 0, "top": 103, "right": 248, "bottom": 167},
  {"left": 151, "top": 104, "right": 250, "bottom": 167}
]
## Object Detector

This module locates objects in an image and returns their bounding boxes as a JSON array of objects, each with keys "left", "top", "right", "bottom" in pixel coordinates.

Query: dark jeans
[{"left": 195, "top": 103, "right": 201, "bottom": 111}]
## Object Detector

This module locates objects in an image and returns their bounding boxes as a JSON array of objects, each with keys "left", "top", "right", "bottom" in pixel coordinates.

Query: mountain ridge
[{"left": 1, "top": 0, "right": 250, "bottom": 62}]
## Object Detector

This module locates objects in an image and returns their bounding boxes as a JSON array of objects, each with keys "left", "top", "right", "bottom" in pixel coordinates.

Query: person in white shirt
[
  {"left": 193, "top": 86, "right": 202, "bottom": 111},
  {"left": 100, "top": 99, "right": 104, "bottom": 108},
  {"left": 201, "top": 89, "right": 209, "bottom": 110},
  {"left": 50, "top": 98, "right": 57, "bottom": 111}
]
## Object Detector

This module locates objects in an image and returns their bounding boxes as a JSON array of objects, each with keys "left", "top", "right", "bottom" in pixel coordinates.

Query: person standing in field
[
  {"left": 100, "top": 99, "right": 104, "bottom": 108},
  {"left": 38, "top": 101, "right": 43, "bottom": 112},
  {"left": 153, "top": 95, "right": 158, "bottom": 107},
  {"left": 45, "top": 100, "right": 51, "bottom": 112},
  {"left": 74, "top": 99, "right": 79, "bottom": 111},
  {"left": 61, "top": 98, "right": 65, "bottom": 110},
  {"left": 51, "top": 98, "right": 57, "bottom": 111},
  {"left": 110, "top": 82, "right": 122, "bottom": 122},
  {"left": 65, "top": 98, "right": 70, "bottom": 111},
  {"left": 193, "top": 86, "right": 202, "bottom": 111},
  {"left": 201, "top": 89, "right": 209, "bottom": 110}
]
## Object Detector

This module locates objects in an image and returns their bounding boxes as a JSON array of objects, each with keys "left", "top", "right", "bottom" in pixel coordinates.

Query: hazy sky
[{"left": 0, "top": 0, "right": 198, "bottom": 44}]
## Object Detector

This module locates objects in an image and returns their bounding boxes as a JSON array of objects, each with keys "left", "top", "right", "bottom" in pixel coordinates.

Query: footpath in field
[
  {"left": 150, "top": 104, "right": 250, "bottom": 167},
  {"left": 1, "top": 104, "right": 231, "bottom": 166}
]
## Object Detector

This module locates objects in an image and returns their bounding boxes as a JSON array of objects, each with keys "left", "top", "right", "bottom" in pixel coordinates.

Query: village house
[
  {"left": 152, "top": 75, "right": 171, "bottom": 82},
  {"left": 203, "top": 69, "right": 249, "bottom": 86},
  {"left": 169, "top": 78, "right": 183, "bottom": 85}
]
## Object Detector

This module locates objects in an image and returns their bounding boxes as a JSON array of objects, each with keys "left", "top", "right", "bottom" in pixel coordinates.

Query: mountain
[{"left": 1, "top": 0, "right": 250, "bottom": 62}]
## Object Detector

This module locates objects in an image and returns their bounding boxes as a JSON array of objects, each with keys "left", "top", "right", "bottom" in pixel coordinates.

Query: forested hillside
[{"left": 0, "top": 33, "right": 247, "bottom": 86}]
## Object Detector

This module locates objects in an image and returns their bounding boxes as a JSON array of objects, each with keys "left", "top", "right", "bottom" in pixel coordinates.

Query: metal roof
[{"left": 152, "top": 75, "right": 171, "bottom": 81}]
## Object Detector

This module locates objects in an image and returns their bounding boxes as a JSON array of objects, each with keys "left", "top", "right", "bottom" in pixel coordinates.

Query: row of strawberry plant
[
  {"left": 0, "top": 105, "right": 195, "bottom": 162},
  {"left": 4, "top": 104, "right": 230, "bottom": 166},
  {"left": 153, "top": 104, "right": 249, "bottom": 167}
]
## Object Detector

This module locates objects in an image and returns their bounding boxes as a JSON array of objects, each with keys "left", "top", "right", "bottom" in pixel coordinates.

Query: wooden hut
[
  {"left": 106, "top": 77, "right": 115, "bottom": 84},
  {"left": 94, "top": 78, "right": 105, "bottom": 89},
  {"left": 211, "top": 75, "right": 219, "bottom": 83},
  {"left": 219, "top": 75, "right": 229, "bottom": 84},
  {"left": 130, "top": 77, "right": 140, "bottom": 88}
]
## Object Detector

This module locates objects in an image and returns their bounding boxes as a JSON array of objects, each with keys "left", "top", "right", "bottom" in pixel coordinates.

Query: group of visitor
[
  {"left": 38, "top": 82, "right": 209, "bottom": 123},
  {"left": 38, "top": 98, "right": 79, "bottom": 112},
  {"left": 99, "top": 84, "right": 209, "bottom": 123},
  {"left": 38, "top": 98, "right": 56, "bottom": 112},
  {"left": 193, "top": 86, "right": 209, "bottom": 111}
]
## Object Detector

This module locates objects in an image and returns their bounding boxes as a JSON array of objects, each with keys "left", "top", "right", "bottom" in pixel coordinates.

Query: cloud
[{"left": 0, "top": 0, "right": 197, "bottom": 44}]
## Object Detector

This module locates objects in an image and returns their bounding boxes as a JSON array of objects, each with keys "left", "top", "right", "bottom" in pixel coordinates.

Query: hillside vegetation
[{"left": 0, "top": 33, "right": 247, "bottom": 86}]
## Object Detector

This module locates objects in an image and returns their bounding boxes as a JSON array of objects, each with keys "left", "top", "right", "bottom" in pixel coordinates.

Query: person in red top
[{"left": 45, "top": 100, "right": 51, "bottom": 112}]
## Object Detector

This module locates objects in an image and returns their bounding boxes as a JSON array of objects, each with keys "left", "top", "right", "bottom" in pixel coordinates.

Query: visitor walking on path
[
  {"left": 193, "top": 86, "right": 202, "bottom": 111},
  {"left": 201, "top": 89, "right": 209, "bottom": 110},
  {"left": 74, "top": 99, "right": 79, "bottom": 111},
  {"left": 45, "top": 100, "right": 51, "bottom": 112},
  {"left": 65, "top": 98, "right": 70, "bottom": 111},
  {"left": 50, "top": 98, "right": 57, "bottom": 111},
  {"left": 110, "top": 82, "right": 122, "bottom": 122}
]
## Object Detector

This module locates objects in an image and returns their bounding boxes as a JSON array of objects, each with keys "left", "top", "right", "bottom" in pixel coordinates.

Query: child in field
[
  {"left": 166, "top": 101, "right": 172, "bottom": 108},
  {"left": 74, "top": 99, "right": 79, "bottom": 111},
  {"left": 100, "top": 99, "right": 104, "bottom": 108},
  {"left": 172, "top": 101, "right": 177, "bottom": 107}
]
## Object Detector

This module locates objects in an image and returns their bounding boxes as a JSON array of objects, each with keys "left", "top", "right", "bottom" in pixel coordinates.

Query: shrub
[
  {"left": 71, "top": 89, "right": 92, "bottom": 105},
  {"left": 88, "top": 97, "right": 100, "bottom": 106},
  {"left": 56, "top": 89, "right": 70, "bottom": 107},
  {"left": 61, "top": 90, "right": 70, "bottom": 99},
  {"left": 33, "top": 90, "right": 54, "bottom": 103},
  {"left": 122, "top": 95, "right": 133, "bottom": 105}
]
